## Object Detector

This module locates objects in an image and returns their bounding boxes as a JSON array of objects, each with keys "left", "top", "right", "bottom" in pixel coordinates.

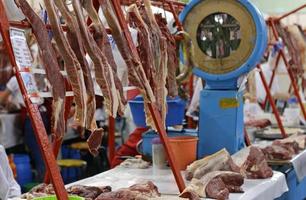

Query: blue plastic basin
[
  {"left": 129, "top": 96, "right": 186, "bottom": 127},
  {"left": 14, "top": 154, "right": 33, "bottom": 186}
]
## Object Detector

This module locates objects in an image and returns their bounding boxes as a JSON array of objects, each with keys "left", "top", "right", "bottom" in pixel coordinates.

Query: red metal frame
[
  {"left": 0, "top": 1, "right": 68, "bottom": 199},
  {"left": 258, "top": 5, "right": 306, "bottom": 139},
  {"left": 108, "top": 116, "right": 116, "bottom": 164},
  {"left": 257, "top": 64, "right": 287, "bottom": 138},
  {"left": 266, "top": 17, "right": 306, "bottom": 121},
  {"left": 108, "top": 0, "right": 186, "bottom": 192},
  {"left": 244, "top": 128, "right": 251, "bottom": 146},
  {"left": 262, "top": 52, "right": 281, "bottom": 109},
  {"left": 276, "top": 4, "right": 306, "bottom": 22}
]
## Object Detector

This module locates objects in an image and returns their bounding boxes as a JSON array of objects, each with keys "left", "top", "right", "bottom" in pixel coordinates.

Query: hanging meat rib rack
[{"left": 257, "top": 3, "right": 306, "bottom": 139}]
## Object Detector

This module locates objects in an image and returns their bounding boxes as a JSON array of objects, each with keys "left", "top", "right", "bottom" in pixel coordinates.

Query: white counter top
[{"left": 68, "top": 167, "right": 288, "bottom": 200}]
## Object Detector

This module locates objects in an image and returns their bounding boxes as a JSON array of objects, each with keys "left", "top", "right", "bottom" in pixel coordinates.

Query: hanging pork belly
[
  {"left": 81, "top": 0, "right": 127, "bottom": 116},
  {"left": 43, "top": 0, "right": 87, "bottom": 135},
  {"left": 53, "top": 0, "right": 103, "bottom": 156},
  {"left": 15, "top": 0, "right": 66, "bottom": 140},
  {"left": 73, "top": 0, "right": 119, "bottom": 118},
  {"left": 53, "top": 0, "right": 98, "bottom": 135}
]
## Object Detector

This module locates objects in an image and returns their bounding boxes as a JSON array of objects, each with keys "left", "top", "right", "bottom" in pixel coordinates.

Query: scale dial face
[{"left": 183, "top": 0, "right": 257, "bottom": 75}]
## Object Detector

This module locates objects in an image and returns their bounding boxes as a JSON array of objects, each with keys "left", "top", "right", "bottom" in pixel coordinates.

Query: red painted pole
[
  {"left": 44, "top": 94, "right": 73, "bottom": 183},
  {"left": 276, "top": 4, "right": 306, "bottom": 22},
  {"left": 147, "top": 103, "right": 186, "bottom": 192},
  {"left": 263, "top": 52, "right": 281, "bottom": 108},
  {"left": 166, "top": 0, "right": 183, "bottom": 31},
  {"left": 269, "top": 19, "right": 306, "bottom": 121},
  {"left": 0, "top": 2, "right": 68, "bottom": 199},
  {"left": 108, "top": 116, "right": 116, "bottom": 164},
  {"left": 257, "top": 65, "right": 287, "bottom": 138},
  {"left": 244, "top": 128, "right": 251, "bottom": 146}
]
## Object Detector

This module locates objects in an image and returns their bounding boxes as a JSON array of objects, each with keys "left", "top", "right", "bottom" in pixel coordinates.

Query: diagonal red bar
[
  {"left": 257, "top": 64, "right": 287, "bottom": 138},
  {"left": 269, "top": 18, "right": 306, "bottom": 121}
]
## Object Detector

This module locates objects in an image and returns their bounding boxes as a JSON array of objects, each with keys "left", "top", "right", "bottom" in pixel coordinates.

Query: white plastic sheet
[{"left": 291, "top": 149, "right": 306, "bottom": 182}]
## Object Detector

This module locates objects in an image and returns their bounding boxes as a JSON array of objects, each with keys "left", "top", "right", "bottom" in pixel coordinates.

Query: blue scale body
[{"left": 180, "top": 0, "right": 267, "bottom": 157}]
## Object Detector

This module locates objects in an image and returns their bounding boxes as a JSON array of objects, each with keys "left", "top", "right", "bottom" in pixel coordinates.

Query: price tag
[
  {"left": 20, "top": 72, "right": 42, "bottom": 104},
  {"left": 9, "top": 27, "right": 33, "bottom": 71},
  {"left": 9, "top": 27, "right": 42, "bottom": 104}
]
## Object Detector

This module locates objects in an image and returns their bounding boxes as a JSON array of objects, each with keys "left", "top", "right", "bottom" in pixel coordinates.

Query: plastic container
[
  {"left": 168, "top": 136, "right": 198, "bottom": 170},
  {"left": 14, "top": 154, "right": 33, "bottom": 186},
  {"left": 152, "top": 137, "right": 167, "bottom": 170},
  {"left": 141, "top": 129, "right": 198, "bottom": 160},
  {"left": 33, "top": 195, "right": 84, "bottom": 200},
  {"left": 129, "top": 96, "right": 186, "bottom": 127}
]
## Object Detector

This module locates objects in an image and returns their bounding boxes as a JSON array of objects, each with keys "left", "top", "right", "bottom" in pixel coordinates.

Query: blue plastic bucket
[
  {"left": 14, "top": 154, "right": 33, "bottom": 186},
  {"left": 129, "top": 96, "right": 186, "bottom": 127}
]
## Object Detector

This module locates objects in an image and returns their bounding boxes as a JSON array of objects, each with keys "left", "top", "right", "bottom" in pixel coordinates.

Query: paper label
[
  {"left": 10, "top": 27, "right": 42, "bottom": 104},
  {"left": 219, "top": 98, "right": 239, "bottom": 109},
  {"left": 9, "top": 27, "right": 32, "bottom": 71}
]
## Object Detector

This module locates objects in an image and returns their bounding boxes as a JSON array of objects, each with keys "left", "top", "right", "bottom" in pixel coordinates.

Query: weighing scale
[{"left": 180, "top": 0, "right": 267, "bottom": 157}]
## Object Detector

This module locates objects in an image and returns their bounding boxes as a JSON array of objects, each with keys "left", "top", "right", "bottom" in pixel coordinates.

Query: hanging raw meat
[
  {"left": 141, "top": 0, "right": 168, "bottom": 127},
  {"left": 43, "top": 0, "right": 87, "bottom": 135},
  {"left": 275, "top": 23, "right": 303, "bottom": 76},
  {"left": 81, "top": 0, "right": 126, "bottom": 116},
  {"left": 287, "top": 25, "right": 306, "bottom": 71},
  {"left": 14, "top": 0, "right": 66, "bottom": 140},
  {"left": 73, "top": 0, "right": 119, "bottom": 118},
  {"left": 99, "top": 0, "right": 154, "bottom": 102},
  {"left": 127, "top": 4, "right": 156, "bottom": 93},
  {"left": 52, "top": 0, "right": 103, "bottom": 156},
  {"left": 99, "top": 0, "right": 156, "bottom": 129},
  {"left": 155, "top": 13, "right": 179, "bottom": 97},
  {"left": 53, "top": 0, "right": 97, "bottom": 134}
]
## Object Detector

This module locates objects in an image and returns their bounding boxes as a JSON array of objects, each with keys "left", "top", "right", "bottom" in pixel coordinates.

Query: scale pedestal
[{"left": 198, "top": 89, "right": 244, "bottom": 157}]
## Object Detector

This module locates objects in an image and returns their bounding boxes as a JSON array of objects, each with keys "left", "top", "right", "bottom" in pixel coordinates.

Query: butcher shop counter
[
  {"left": 249, "top": 138, "right": 306, "bottom": 200},
  {"left": 270, "top": 149, "right": 306, "bottom": 200},
  {"left": 68, "top": 166, "right": 288, "bottom": 200}
]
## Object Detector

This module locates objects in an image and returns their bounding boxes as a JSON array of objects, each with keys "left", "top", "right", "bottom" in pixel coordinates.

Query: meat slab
[
  {"left": 95, "top": 181, "right": 160, "bottom": 200},
  {"left": 67, "top": 185, "right": 112, "bottom": 200},
  {"left": 53, "top": 0, "right": 98, "bottom": 134},
  {"left": 43, "top": 0, "right": 87, "bottom": 135},
  {"left": 241, "top": 146, "right": 273, "bottom": 179},
  {"left": 261, "top": 140, "right": 299, "bottom": 161},
  {"left": 185, "top": 148, "right": 240, "bottom": 181},
  {"left": 73, "top": 0, "right": 119, "bottom": 118},
  {"left": 155, "top": 14, "right": 179, "bottom": 98},
  {"left": 180, "top": 171, "right": 244, "bottom": 200},
  {"left": 15, "top": 0, "right": 66, "bottom": 140},
  {"left": 82, "top": 0, "right": 126, "bottom": 116}
]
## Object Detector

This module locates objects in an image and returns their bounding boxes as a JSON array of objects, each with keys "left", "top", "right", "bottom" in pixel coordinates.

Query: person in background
[
  {"left": 0, "top": 145, "right": 21, "bottom": 199},
  {"left": 0, "top": 52, "right": 49, "bottom": 182}
]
